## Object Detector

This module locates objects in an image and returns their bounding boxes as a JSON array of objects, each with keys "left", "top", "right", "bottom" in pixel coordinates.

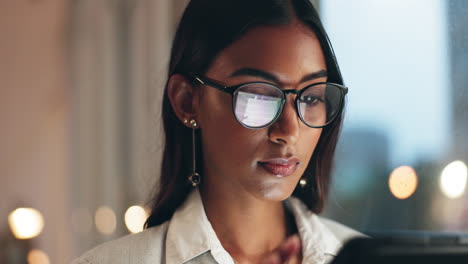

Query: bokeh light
[
  {"left": 124, "top": 205, "right": 148, "bottom": 233},
  {"left": 388, "top": 166, "right": 418, "bottom": 199},
  {"left": 95, "top": 206, "right": 117, "bottom": 235},
  {"left": 8, "top": 208, "right": 44, "bottom": 239},
  {"left": 440, "top": 160, "right": 468, "bottom": 199},
  {"left": 27, "top": 249, "right": 50, "bottom": 264}
]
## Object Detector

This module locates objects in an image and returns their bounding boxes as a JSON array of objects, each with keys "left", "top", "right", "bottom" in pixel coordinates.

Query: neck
[{"left": 200, "top": 183, "right": 293, "bottom": 263}]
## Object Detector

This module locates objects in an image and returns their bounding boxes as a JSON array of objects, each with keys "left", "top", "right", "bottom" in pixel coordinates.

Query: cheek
[
  {"left": 200, "top": 129, "right": 267, "bottom": 186},
  {"left": 198, "top": 91, "right": 263, "bottom": 165},
  {"left": 201, "top": 122, "right": 263, "bottom": 165},
  {"left": 198, "top": 92, "right": 234, "bottom": 142},
  {"left": 300, "top": 128, "right": 322, "bottom": 161}
]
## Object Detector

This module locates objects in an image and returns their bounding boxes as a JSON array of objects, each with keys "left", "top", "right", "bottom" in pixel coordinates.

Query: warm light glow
[
  {"left": 440, "top": 160, "right": 468, "bottom": 199},
  {"left": 388, "top": 166, "right": 418, "bottom": 199},
  {"left": 27, "top": 249, "right": 50, "bottom": 264},
  {"left": 95, "top": 206, "right": 117, "bottom": 235},
  {"left": 8, "top": 208, "right": 44, "bottom": 239},
  {"left": 124, "top": 205, "right": 148, "bottom": 233}
]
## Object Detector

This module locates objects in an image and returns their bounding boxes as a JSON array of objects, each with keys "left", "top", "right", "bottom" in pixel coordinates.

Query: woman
[{"left": 72, "top": 0, "right": 362, "bottom": 263}]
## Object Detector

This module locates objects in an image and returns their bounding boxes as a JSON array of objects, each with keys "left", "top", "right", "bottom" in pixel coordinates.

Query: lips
[{"left": 258, "top": 158, "right": 300, "bottom": 177}]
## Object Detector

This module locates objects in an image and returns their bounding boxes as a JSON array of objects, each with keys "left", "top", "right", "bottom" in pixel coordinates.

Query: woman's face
[{"left": 197, "top": 23, "right": 327, "bottom": 201}]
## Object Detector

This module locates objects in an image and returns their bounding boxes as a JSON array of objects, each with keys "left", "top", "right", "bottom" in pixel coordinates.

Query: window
[{"left": 321, "top": 0, "right": 468, "bottom": 233}]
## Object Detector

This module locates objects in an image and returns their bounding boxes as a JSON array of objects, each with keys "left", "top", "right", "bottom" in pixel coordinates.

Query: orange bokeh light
[{"left": 388, "top": 165, "right": 418, "bottom": 199}]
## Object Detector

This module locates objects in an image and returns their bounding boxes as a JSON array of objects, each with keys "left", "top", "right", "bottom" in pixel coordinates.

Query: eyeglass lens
[{"left": 233, "top": 83, "right": 342, "bottom": 128}]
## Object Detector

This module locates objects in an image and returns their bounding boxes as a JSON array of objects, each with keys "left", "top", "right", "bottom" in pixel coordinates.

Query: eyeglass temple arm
[{"left": 193, "top": 76, "right": 229, "bottom": 92}]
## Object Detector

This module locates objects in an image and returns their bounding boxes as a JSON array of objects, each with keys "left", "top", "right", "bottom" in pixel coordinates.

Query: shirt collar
[
  {"left": 287, "top": 196, "right": 343, "bottom": 262},
  {"left": 165, "top": 188, "right": 342, "bottom": 264},
  {"left": 165, "top": 188, "right": 234, "bottom": 264}
]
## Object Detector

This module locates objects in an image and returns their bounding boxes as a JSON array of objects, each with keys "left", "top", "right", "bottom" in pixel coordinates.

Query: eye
[{"left": 299, "top": 95, "right": 322, "bottom": 105}]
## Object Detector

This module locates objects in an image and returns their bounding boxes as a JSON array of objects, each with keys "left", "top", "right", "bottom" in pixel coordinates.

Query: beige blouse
[{"left": 71, "top": 189, "right": 363, "bottom": 264}]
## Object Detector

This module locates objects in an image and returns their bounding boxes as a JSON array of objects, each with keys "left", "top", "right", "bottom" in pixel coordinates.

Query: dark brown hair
[{"left": 145, "top": 0, "right": 345, "bottom": 228}]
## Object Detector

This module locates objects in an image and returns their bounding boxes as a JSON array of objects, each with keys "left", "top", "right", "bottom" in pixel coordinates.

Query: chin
[{"left": 254, "top": 181, "right": 297, "bottom": 201}]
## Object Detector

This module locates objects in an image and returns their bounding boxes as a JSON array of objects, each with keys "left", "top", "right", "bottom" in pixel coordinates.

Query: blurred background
[{"left": 0, "top": 0, "right": 467, "bottom": 263}]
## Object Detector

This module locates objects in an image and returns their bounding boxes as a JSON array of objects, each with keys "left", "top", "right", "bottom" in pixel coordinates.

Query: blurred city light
[
  {"left": 27, "top": 249, "right": 50, "bottom": 264},
  {"left": 95, "top": 206, "right": 117, "bottom": 235},
  {"left": 388, "top": 166, "right": 418, "bottom": 199},
  {"left": 8, "top": 208, "right": 44, "bottom": 239},
  {"left": 124, "top": 205, "right": 148, "bottom": 233},
  {"left": 439, "top": 160, "right": 468, "bottom": 199}
]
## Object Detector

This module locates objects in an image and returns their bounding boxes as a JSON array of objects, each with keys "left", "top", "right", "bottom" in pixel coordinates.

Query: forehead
[{"left": 207, "top": 23, "right": 326, "bottom": 83}]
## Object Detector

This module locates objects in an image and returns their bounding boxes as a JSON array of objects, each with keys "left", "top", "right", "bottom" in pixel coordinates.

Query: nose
[{"left": 268, "top": 99, "right": 300, "bottom": 145}]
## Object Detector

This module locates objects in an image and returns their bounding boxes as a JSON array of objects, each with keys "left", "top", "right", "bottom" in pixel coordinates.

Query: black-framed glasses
[{"left": 192, "top": 75, "right": 348, "bottom": 129}]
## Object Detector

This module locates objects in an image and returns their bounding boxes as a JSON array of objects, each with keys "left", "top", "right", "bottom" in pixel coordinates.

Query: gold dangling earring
[{"left": 187, "top": 119, "right": 200, "bottom": 187}]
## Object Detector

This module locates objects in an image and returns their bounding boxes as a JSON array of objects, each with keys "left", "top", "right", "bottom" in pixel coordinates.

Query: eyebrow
[{"left": 229, "top": 67, "right": 328, "bottom": 84}]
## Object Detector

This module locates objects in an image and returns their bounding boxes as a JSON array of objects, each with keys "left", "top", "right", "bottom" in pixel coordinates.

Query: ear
[{"left": 167, "top": 74, "right": 199, "bottom": 124}]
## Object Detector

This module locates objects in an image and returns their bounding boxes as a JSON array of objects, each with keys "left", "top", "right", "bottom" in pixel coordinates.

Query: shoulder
[
  {"left": 71, "top": 222, "right": 169, "bottom": 264},
  {"left": 318, "top": 216, "right": 367, "bottom": 244}
]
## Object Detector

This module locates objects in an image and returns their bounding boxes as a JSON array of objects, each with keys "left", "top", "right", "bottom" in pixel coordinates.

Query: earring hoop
[{"left": 188, "top": 119, "right": 200, "bottom": 187}]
